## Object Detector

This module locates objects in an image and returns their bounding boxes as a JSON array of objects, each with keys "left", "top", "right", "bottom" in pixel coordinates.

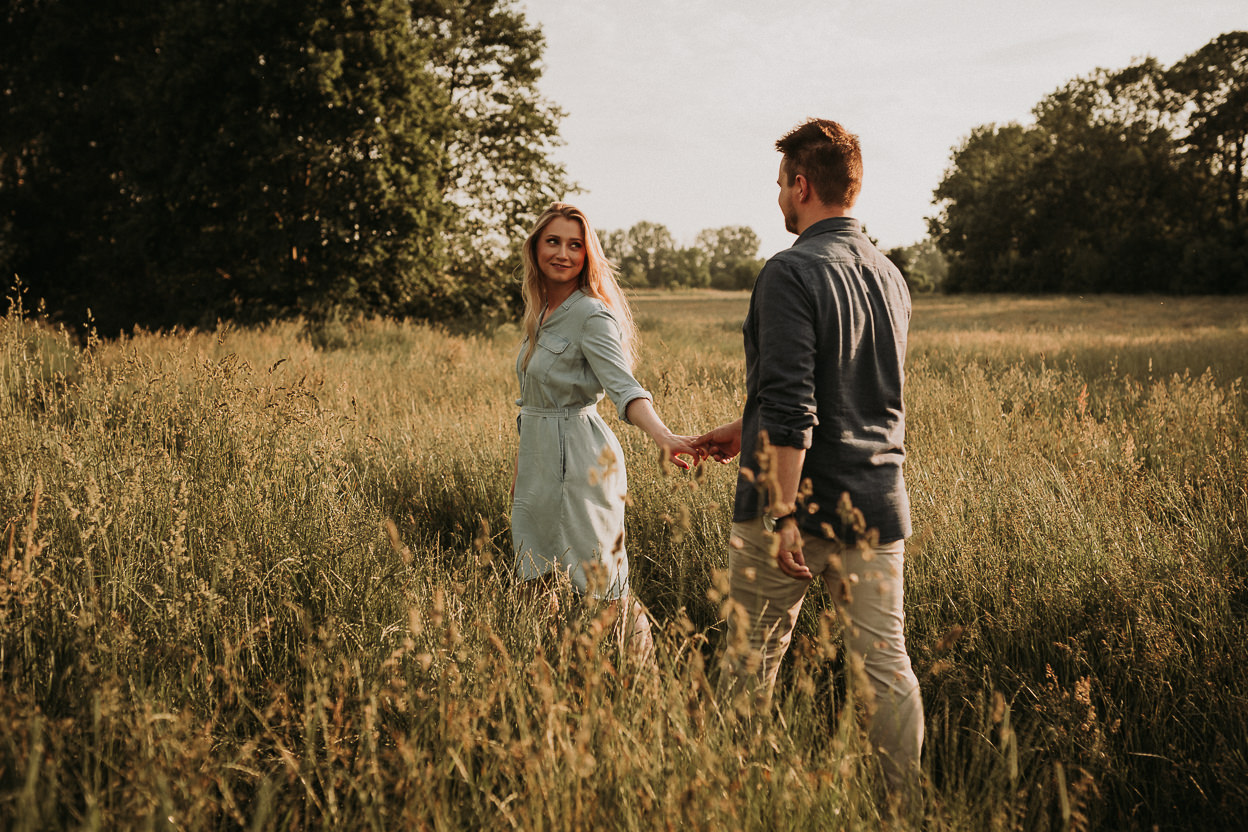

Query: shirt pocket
[{"left": 530, "top": 331, "right": 572, "bottom": 386}]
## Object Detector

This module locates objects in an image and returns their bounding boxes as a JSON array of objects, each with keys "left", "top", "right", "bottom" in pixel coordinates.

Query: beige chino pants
[{"left": 721, "top": 517, "right": 924, "bottom": 799}]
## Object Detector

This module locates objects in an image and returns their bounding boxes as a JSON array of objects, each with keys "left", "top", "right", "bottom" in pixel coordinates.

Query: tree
[
  {"left": 600, "top": 221, "right": 765, "bottom": 289},
  {"left": 886, "top": 239, "right": 946, "bottom": 293},
  {"left": 1, "top": 0, "right": 451, "bottom": 330},
  {"left": 929, "top": 37, "right": 1245, "bottom": 295},
  {"left": 599, "top": 228, "right": 629, "bottom": 269},
  {"left": 617, "top": 221, "right": 675, "bottom": 288},
  {"left": 695, "top": 225, "right": 762, "bottom": 290},
  {"left": 0, "top": 0, "right": 569, "bottom": 332},
  {"left": 411, "top": 0, "right": 571, "bottom": 317},
  {"left": 1168, "top": 32, "right": 1248, "bottom": 237},
  {"left": 929, "top": 123, "right": 1046, "bottom": 292},
  {"left": 1031, "top": 67, "right": 1197, "bottom": 292},
  {"left": 599, "top": 227, "right": 644, "bottom": 287},
  {"left": 655, "top": 245, "right": 710, "bottom": 289}
]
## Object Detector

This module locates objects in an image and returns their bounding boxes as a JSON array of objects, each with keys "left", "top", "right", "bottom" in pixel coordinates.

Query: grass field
[{"left": 2, "top": 289, "right": 1246, "bottom": 830}]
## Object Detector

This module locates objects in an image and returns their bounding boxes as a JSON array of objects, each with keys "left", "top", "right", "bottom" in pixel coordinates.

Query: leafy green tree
[
  {"left": 616, "top": 221, "right": 675, "bottom": 288},
  {"left": 602, "top": 221, "right": 764, "bottom": 289},
  {"left": 1031, "top": 68, "right": 1197, "bottom": 292},
  {"left": 653, "top": 245, "right": 709, "bottom": 289},
  {"left": 1, "top": 0, "right": 451, "bottom": 331},
  {"left": 599, "top": 227, "right": 644, "bottom": 287},
  {"left": 599, "top": 228, "right": 628, "bottom": 266},
  {"left": 929, "top": 123, "right": 1046, "bottom": 292},
  {"left": 411, "top": 0, "right": 571, "bottom": 318},
  {"left": 1168, "top": 32, "right": 1248, "bottom": 238},
  {"left": 930, "top": 36, "right": 1246, "bottom": 295},
  {"left": 886, "top": 239, "right": 947, "bottom": 293},
  {"left": 695, "top": 225, "right": 762, "bottom": 290},
  {"left": 0, "top": 0, "right": 569, "bottom": 332}
]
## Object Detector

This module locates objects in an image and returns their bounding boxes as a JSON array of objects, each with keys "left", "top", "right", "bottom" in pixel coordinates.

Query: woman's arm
[
  {"left": 579, "top": 309, "right": 700, "bottom": 470},
  {"left": 625, "top": 397, "right": 700, "bottom": 470}
]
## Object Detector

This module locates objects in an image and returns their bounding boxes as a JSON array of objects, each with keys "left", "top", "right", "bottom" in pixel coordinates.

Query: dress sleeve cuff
[{"left": 618, "top": 390, "right": 653, "bottom": 423}]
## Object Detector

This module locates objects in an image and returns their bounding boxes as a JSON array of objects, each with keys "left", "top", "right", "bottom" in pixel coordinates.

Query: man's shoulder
[
  {"left": 780, "top": 228, "right": 901, "bottom": 275},
  {"left": 757, "top": 236, "right": 908, "bottom": 313},
  {"left": 763, "top": 234, "right": 871, "bottom": 277}
]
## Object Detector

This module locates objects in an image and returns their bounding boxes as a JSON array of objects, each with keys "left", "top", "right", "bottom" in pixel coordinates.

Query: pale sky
[{"left": 516, "top": 0, "right": 1245, "bottom": 257}]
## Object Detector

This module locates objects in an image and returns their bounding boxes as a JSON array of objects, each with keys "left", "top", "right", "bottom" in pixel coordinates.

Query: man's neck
[{"left": 793, "top": 204, "right": 850, "bottom": 236}]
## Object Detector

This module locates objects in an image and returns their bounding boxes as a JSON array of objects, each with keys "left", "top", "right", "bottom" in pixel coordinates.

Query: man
[{"left": 695, "top": 118, "right": 922, "bottom": 804}]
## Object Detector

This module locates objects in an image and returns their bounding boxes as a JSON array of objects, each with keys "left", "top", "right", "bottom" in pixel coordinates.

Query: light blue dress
[{"left": 511, "top": 289, "right": 651, "bottom": 599}]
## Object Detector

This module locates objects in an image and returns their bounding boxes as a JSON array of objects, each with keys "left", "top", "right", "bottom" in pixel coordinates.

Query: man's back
[{"left": 736, "top": 215, "right": 912, "bottom": 543}]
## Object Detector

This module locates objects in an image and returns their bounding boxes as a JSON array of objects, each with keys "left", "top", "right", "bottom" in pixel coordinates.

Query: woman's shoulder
[
  {"left": 568, "top": 292, "right": 620, "bottom": 326},
  {"left": 574, "top": 291, "right": 610, "bottom": 314}
]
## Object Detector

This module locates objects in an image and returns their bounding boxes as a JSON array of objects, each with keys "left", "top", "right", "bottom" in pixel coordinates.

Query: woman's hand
[
  {"left": 625, "top": 397, "right": 704, "bottom": 471},
  {"left": 657, "top": 433, "right": 702, "bottom": 471}
]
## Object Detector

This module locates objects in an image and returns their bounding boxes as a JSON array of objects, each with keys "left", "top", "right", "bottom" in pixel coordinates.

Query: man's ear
[{"left": 795, "top": 173, "right": 810, "bottom": 203}]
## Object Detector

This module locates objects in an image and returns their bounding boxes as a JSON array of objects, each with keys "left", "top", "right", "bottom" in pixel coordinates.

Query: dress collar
[
  {"left": 547, "top": 287, "right": 585, "bottom": 315},
  {"left": 540, "top": 287, "right": 584, "bottom": 329}
]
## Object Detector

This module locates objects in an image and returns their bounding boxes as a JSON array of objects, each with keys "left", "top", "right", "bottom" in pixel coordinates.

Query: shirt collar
[
  {"left": 793, "top": 216, "right": 860, "bottom": 246},
  {"left": 542, "top": 287, "right": 584, "bottom": 323}
]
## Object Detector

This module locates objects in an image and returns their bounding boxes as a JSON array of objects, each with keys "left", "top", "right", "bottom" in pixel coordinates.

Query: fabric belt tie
[{"left": 519, "top": 404, "right": 598, "bottom": 418}]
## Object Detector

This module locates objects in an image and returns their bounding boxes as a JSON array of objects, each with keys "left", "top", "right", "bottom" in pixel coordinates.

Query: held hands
[
  {"left": 657, "top": 418, "right": 746, "bottom": 471},
  {"left": 693, "top": 419, "right": 743, "bottom": 463},
  {"left": 656, "top": 433, "right": 703, "bottom": 471},
  {"left": 694, "top": 418, "right": 810, "bottom": 580},
  {"left": 627, "top": 398, "right": 709, "bottom": 471}
]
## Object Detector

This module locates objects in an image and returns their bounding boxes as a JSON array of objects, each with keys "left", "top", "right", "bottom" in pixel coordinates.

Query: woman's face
[{"left": 535, "top": 216, "right": 586, "bottom": 290}]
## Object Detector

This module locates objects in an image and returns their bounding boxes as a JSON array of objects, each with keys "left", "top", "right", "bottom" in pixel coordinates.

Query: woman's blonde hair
[{"left": 519, "top": 202, "right": 637, "bottom": 370}]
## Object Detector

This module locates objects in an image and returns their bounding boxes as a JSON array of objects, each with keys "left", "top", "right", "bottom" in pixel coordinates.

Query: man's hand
[
  {"left": 773, "top": 520, "right": 811, "bottom": 579},
  {"left": 694, "top": 419, "right": 743, "bottom": 463}
]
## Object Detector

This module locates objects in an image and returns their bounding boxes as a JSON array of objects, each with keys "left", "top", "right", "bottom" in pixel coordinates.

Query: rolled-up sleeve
[
  {"left": 754, "top": 259, "right": 818, "bottom": 448},
  {"left": 581, "top": 309, "right": 651, "bottom": 422}
]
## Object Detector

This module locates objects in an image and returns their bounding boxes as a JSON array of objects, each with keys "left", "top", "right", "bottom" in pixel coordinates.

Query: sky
[{"left": 515, "top": 0, "right": 1245, "bottom": 258}]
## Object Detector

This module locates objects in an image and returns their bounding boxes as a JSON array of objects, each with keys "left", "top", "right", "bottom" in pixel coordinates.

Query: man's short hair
[{"left": 775, "top": 119, "right": 862, "bottom": 208}]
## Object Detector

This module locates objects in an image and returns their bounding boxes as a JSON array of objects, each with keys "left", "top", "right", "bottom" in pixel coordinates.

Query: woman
[{"left": 510, "top": 202, "right": 696, "bottom": 653}]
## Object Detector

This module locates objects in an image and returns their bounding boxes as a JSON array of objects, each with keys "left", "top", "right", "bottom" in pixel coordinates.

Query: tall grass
[{"left": 2, "top": 288, "right": 1246, "bottom": 829}]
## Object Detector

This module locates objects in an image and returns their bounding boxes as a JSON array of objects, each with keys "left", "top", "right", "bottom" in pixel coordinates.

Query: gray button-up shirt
[{"left": 734, "top": 217, "right": 912, "bottom": 543}]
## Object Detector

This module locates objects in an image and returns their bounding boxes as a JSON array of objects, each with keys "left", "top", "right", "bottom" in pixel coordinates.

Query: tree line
[
  {"left": 0, "top": 0, "right": 570, "bottom": 333},
  {"left": 5, "top": 8, "right": 1241, "bottom": 333},
  {"left": 929, "top": 32, "right": 1247, "bottom": 294},
  {"left": 600, "top": 222, "right": 763, "bottom": 290}
]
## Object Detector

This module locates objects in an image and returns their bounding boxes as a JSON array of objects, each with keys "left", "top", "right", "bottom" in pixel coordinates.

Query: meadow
[{"left": 2, "top": 288, "right": 1246, "bottom": 830}]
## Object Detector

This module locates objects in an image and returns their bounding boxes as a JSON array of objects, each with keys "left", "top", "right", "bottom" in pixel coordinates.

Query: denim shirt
[{"left": 734, "top": 217, "right": 912, "bottom": 543}]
